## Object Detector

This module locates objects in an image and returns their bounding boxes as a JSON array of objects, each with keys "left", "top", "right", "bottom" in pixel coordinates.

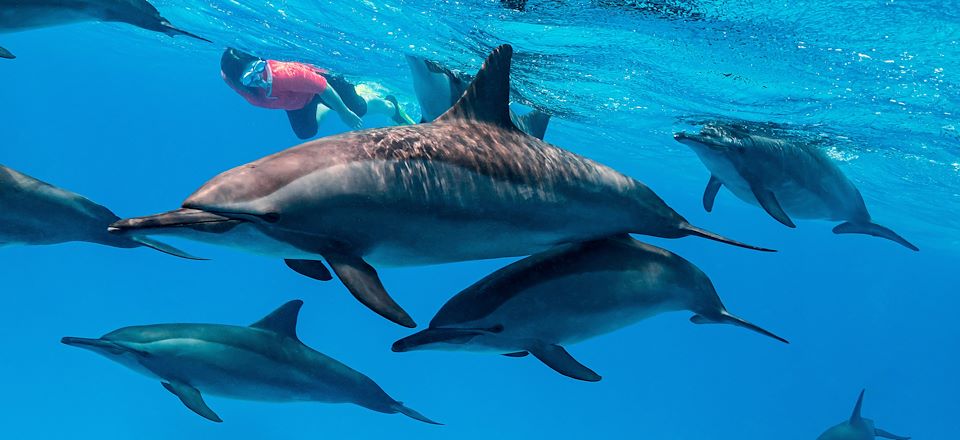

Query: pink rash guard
[{"left": 223, "top": 60, "right": 329, "bottom": 110}]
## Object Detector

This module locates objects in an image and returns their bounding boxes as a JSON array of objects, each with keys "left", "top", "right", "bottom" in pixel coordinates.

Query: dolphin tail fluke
[
  {"left": 160, "top": 22, "right": 212, "bottom": 43},
  {"left": 0, "top": 46, "right": 14, "bottom": 59},
  {"left": 680, "top": 223, "right": 776, "bottom": 252},
  {"left": 130, "top": 236, "right": 207, "bottom": 260},
  {"left": 832, "top": 221, "right": 918, "bottom": 251},
  {"left": 691, "top": 311, "right": 789, "bottom": 344},
  {"left": 392, "top": 402, "right": 443, "bottom": 425}
]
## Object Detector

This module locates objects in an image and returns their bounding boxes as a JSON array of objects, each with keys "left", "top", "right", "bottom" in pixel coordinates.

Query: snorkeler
[{"left": 220, "top": 48, "right": 415, "bottom": 139}]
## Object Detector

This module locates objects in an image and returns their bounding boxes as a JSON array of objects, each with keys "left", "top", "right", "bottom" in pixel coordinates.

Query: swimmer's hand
[{"left": 339, "top": 110, "right": 363, "bottom": 129}]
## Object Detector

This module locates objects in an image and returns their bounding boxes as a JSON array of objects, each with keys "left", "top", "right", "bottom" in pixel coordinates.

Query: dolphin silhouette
[
  {"left": 0, "top": 164, "right": 196, "bottom": 258},
  {"left": 674, "top": 124, "right": 918, "bottom": 251},
  {"left": 0, "top": 0, "right": 210, "bottom": 59},
  {"left": 62, "top": 300, "right": 439, "bottom": 424},
  {"left": 393, "top": 235, "right": 786, "bottom": 381},
  {"left": 817, "top": 390, "right": 910, "bottom": 440},
  {"left": 110, "top": 45, "right": 772, "bottom": 328}
]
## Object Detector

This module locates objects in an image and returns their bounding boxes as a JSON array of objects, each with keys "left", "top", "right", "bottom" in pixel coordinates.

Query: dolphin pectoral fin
[
  {"left": 284, "top": 259, "right": 333, "bottom": 281},
  {"left": 874, "top": 428, "right": 911, "bottom": 440},
  {"left": 130, "top": 236, "right": 207, "bottom": 260},
  {"left": 161, "top": 381, "right": 222, "bottom": 423},
  {"left": 502, "top": 351, "right": 529, "bottom": 357},
  {"left": 690, "top": 312, "right": 789, "bottom": 344},
  {"left": 832, "top": 221, "right": 919, "bottom": 251},
  {"left": 325, "top": 253, "right": 416, "bottom": 328},
  {"left": 749, "top": 185, "right": 795, "bottom": 228},
  {"left": 0, "top": 46, "right": 14, "bottom": 59},
  {"left": 528, "top": 343, "right": 601, "bottom": 382},
  {"left": 703, "top": 175, "right": 722, "bottom": 212}
]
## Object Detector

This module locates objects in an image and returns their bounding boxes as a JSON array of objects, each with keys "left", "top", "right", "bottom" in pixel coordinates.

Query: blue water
[{"left": 1, "top": 1, "right": 957, "bottom": 438}]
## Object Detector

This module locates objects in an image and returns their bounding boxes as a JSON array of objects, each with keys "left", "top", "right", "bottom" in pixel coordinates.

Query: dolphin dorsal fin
[
  {"left": 250, "top": 300, "right": 303, "bottom": 341},
  {"left": 436, "top": 45, "right": 515, "bottom": 128},
  {"left": 850, "top": 389, "right": 866, "bottom": 423}
]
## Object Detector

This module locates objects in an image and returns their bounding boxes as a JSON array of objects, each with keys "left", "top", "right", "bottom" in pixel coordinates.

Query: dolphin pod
[
  {"left": 817, "top": 390, "right": 910, "bottom": 440},
  {"left": 62, "top": 300, "right": 439, "bottom": 424},
  {"left": 0, "top": 164, "right": 197, "bottom": 258},
  {"left": 674, "top": 124, "right": 918, "bottom": 251},
  {"left": 392, "top": 235, "right": 787, "bottom": 381},
  {"left": 109, "top": 45, "right": 773, "bottom": 329},
  {"left": 405, "top": 54, "right": 551, "bottom": 139},
  {"left": 0, "top": 0, "right": 210, "bottom": 59}
]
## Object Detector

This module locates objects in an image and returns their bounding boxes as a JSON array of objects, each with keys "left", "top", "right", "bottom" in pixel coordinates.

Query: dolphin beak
[
  {"left": 109, "top": 208, "right": 243, "bottom": 236},
  {"left": 61, "top": 337, "right": 113, "bottom": 350},
  {"left": 391, "top": 331, "right": 428, "bottom": 352}
]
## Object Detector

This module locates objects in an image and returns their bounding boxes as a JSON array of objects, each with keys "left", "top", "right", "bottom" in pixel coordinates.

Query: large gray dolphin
[
  {"left": 392, "top": 235, "right": 787, "bottom": 381},
  {"left": 406, "top": 54, "right": 551, "bottom": 139},
  {"left": 817, "top": 390, "right": 910, "bottom": 440},
  {"left": 61, "top": 300, "right": 439, "bottom": 424},
  {"left": 0, "top": 164, "right": 196, "bottom": 258},
  {"left": 674, "top": 124, "right": 918, "bottom": 251},
  {"left": 0, "top": 0, "right": 209, "bottom": 59},
  {"left": 110, "top": 45, "right": 772, "bottom": 328}
]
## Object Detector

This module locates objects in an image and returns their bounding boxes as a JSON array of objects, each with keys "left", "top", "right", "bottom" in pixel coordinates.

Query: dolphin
[
  {"left": 109, "top": 45, "right": 772, "bottom": 328},
  {"left": 0, "top": 0, "right": 210, "bottom": 59},
  {"left": 817, "top": 390, "right": 910, "bottom": 440},
  {"left": 0, "top": 164, "right": 196, "bottom": 258},
  {"left": 405, "top": 54, "right": 551, "bottom": 139},
  {"left": 61, "top": 300, "right": 440, "bottom": 424},
  {"left": 674, "top": 124, "right": 918, "bottom": 251},
  {"left": 392, "top": 235, "right": 787, "bottom": 381}
]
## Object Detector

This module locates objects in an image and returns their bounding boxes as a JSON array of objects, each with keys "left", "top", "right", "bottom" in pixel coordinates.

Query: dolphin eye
[{"left": 259, "top": 213, "right": 281, "bottom": 223}]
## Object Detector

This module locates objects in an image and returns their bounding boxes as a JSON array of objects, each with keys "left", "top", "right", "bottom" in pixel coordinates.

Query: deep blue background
[{"left": 0, "top": 23, "right": 954, "bottom": 439}]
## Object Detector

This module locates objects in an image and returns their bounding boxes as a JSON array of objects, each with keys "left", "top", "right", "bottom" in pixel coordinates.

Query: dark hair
[{"left": 221, "top": 48, "right": 261, "bottom": 91}]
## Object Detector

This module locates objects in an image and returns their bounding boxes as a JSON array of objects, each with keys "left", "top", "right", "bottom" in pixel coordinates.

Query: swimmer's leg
[{"left": 285, "top": 95, "right": 322, "bottom": 139}]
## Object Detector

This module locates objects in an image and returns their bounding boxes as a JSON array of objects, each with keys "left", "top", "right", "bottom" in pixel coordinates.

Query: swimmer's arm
[{"left": 320, "top": 87, "right": 362, "bottom": 129}]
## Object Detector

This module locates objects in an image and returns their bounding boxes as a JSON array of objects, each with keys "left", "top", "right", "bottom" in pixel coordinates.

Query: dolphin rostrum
[
  {"left": 110, "top": 45, "right": 772, "bottom": 328},
  {"left": 392, "top": 235, "right": 787, "bottom": 381},
  {"left": 406, "top": 54, "right": 551, "bottom": 138},
  {"left": 674, "top": 124, "right": 918, "bottom": 251},
  {"left": 0, "top": 0, "right": 210, "bottom": 59},
  {"left": 0, "top": 164, "right": 196, "bottom": 258},
  {"left": 62, "top": 300, "right": 440, "bottom": 424},
  {"left": 817, "top": 390, "right": 910, "bottom": 440}
]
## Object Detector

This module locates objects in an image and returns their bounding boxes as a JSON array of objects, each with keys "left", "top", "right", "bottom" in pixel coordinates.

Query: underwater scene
[{"left": 0, "top": 0, "right": 956, "bottom": 438}]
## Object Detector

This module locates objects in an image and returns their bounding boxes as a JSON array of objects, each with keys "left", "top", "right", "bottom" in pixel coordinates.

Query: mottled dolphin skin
[
  {"left": 110, "top": 45, "right": 771, "bottom": 328},
  {"left": 0, "top": 0, "right": 209, "bottom": 59},
  {"left": 674, "top": 124, "right": 918, "bottom": 251},
  {"left": 0, "top": 164, "right": 196, "bottom": 258},
  {"left": 406, "top": 54, "right": 551, "bottom": 139},
  {"left": 817, "top": 390, "right": 910, "bottom": 440},
  {"left": 392, "top": 236, "right": 787, "bottom": 381},
  {"left": 62, "top": 300, "right": 439, "bottom": 424}
]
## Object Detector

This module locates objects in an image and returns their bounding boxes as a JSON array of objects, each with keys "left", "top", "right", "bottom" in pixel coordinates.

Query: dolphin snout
[
  {"left": 61, "top": 336, "right": 111, "bottom": 350},
  {"left": 109, "top": 208, "right": 241, "bottom": 235},
  {"left": 391, "top": 332, "right": 428, "bottom": 352}
]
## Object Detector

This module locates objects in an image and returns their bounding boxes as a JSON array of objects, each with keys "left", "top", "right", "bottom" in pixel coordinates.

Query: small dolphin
[
  {"left": 674, "top": 124, "right": 918, "bottom": 251},
  {"left": 110, "top": 45, "right": 771, "bottom": 328},
  {"left": 0, "top": 0, "right": 209, "bottom": 59},
  {"left": 392, "top": 235, "right": 787, "bottom": 381},
  {"left": 405, "top": 54, "right": 551, "bottom": 139},
  {"left": 817, "top": 390, "right": 910, "bottom": 440},
  {"left": 62, "top": 300, "right": 439, "bottom": 424},
  {"left": 0, "top": 164, "right": 196, "bottom": 258}
]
